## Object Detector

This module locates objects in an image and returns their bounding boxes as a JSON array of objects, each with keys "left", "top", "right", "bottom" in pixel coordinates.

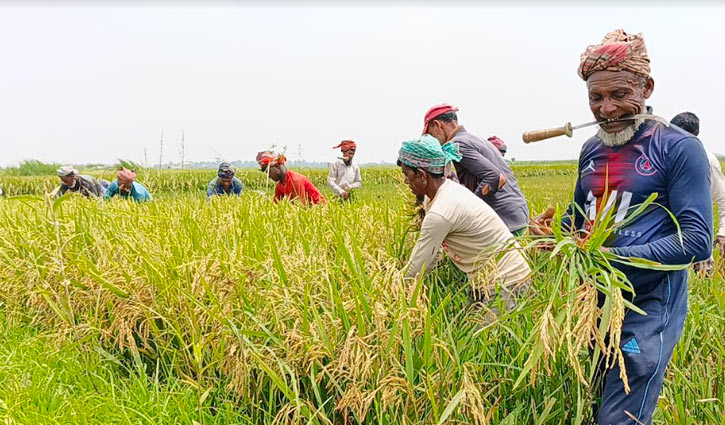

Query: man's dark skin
[
  {"left": 425, "top": 118, "right": 507, "bottom": 195},
  {"left": 60, "top": 175, "right": 76, "bottom": 187},
  {"left": 262, "top": 163, "right": 287, "bottom": 184},
  {"left": 400, "top": 164, "right": 446, "bottom": 201},
  {"left": 531, "top": 69, "right": 654, "bottom": 243},
  {"left": 219, "top": 177, "right": 233, "bottom": 192}
]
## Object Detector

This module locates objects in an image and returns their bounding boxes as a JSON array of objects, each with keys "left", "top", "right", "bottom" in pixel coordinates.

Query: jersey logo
[
  {"left": 622, "top": 338, "right": 641, "bottom": 354},
  {"left": 635, "top": 149, "right": 657, "bottom": 177},
  {"left": 581, "top": 159, "right": 596, "bottom": 177}
]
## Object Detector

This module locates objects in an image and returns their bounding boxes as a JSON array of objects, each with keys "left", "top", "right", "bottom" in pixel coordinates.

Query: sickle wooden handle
[{"left": 522, "top": 122, "right": 573, "bottom": 144}]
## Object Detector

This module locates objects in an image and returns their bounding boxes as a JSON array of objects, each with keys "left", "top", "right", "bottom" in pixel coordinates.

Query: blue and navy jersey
[{"left": 568, "top": 120, "right": 712, "bottom": 294}]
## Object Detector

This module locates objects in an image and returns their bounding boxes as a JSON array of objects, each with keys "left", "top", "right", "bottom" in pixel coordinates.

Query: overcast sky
[{"left": 1, "top": 3, "right": 724, "bottom": 167}]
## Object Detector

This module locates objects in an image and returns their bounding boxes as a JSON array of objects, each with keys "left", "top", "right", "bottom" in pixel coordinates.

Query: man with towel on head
[
  {"left": 207, "top": 162, "right": 243, "bottom": 198},
  {"left": 327, "top": 140, "right": 362, "bottom": 200},
  {"left": 531, "top": 29, "right": 712, "bottom": 424},
  {"left": 104, "top": 167, "right": 152, "bottom": 202},
  {"left": 256, "top": 150, "right": 325, "bottom": 205},
  {"left": 55, "top": 165, "right": 105, "bottom": 198},
  {"left": 399, "top": 135, "right": 531, "bottom": 321}
]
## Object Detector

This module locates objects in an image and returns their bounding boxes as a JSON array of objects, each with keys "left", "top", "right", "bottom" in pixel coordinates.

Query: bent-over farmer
[
  {"left": 257, "top": 150, "right": 325, "bottom": 205},
  {"left": 207, "top": 162, "right": 243, "bottom": 198},
  {"left": 422, "top": 103, "right": 529, "bottom": 235},
  {"left": 399, "top": 135, "right": 531, "bottom": 320},
  {"left": 56, "top": 165, "right": 105, "bottom": 198},
  {"left": 104, "top": 167, "right": 152, "bottom": 202}
]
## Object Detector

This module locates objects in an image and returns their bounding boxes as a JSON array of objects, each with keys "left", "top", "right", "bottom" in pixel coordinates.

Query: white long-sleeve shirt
[
  {"left": 404, "top": 179, "right": 531, "bottom": 290},
  {"left": 327, "top": 160, "right": 362, "bottom": 197},
  {"left": 707, "top": 151, "right": 725, "bottom": 237}
]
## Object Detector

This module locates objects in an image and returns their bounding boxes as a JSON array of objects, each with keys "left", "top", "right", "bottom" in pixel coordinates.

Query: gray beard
[{"left": 596, "top": 119, "right": 645, "bottom": 147}]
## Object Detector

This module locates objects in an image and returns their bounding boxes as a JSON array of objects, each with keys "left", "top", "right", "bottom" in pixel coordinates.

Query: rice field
[{"left": 0, "top": 165, "right": 722, "bottom": 424}]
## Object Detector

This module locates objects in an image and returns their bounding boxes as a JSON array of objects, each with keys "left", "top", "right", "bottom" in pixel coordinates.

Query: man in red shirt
[{"left": 256, "top": 150, "right": 325, "bottom": 205}]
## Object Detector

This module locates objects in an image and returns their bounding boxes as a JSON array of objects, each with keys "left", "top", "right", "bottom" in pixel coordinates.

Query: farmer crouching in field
[
  {"left": 531, "top": 30, "right": 712, "bottom": 425},
  {"left": 399, "top": 136, "right": 531, "bottom": 321},
  {"left": 207, "top": 162, "right": 243, "bottom": 198},
  {"left": 670, "top": 112, "right": 725, "bottom": 275},
  {"left": 256, "top": 150, "right": 325, "bottom": 205},
  {"left": 327, "top": 140, "right": 362, "bottom": 201},
  {"left": 55, "top": 165, "right": 105, "bottom": 198},
  {"left": 422, "top": 104, "right": 529, "bottom": 235},
  {"left": 104, "top": 167, "right": 152, "bottom": 202}
]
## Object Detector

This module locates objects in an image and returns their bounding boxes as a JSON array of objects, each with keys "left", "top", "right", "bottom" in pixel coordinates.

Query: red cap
[{"left": 422, "top": 103, "right": 459, "bottom": 135}]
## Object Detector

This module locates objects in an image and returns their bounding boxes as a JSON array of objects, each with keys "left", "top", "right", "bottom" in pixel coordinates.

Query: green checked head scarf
[{"left": 397, "top": 135, "right": 462, "bottom": 175}]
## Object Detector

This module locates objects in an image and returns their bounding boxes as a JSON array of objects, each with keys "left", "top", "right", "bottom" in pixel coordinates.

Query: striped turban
[
  {"left": 117, "top": 167, "right": 136, "bottom": 184},
  {"left": 578, "top": 29, "right": 650, "bottom": 81},
  {"left": 218, "top": 162, "right": 235, "bottom": 179},
  {"left": 332, "top": 140, "right": 357, "bottom": 152},
  {"left": 256, "top": 150, "right": 287, "bottom": 167},
  {"left": 397, "top": 135, "right": 462, "bottom": 175}
]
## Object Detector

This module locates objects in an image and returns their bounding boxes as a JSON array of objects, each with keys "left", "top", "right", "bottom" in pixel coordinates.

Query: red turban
[
  {"left": 117, "top": 167, "right": 136, "bottom": 184},
  {"left": 578, "top": 29, "right": 650, "bottom": 81},
  {"left": 332, "top": 140, "right": 357, "bottom": 152},
  {"left": 256, "top": 150, "right": 287, "bottom": 167}
]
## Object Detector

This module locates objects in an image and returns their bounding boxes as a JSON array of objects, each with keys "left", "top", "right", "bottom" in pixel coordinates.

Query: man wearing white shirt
[
  {"left": 327, "top": 140, "right": 362, "bottom": 200},
  {"left": 671, "top": 112, "right": 725, "bottom": 273}
]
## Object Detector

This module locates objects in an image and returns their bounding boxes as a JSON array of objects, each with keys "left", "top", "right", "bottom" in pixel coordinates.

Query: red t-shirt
[{"left": 274, "top": 170, "right": 325, "bottom": 205}]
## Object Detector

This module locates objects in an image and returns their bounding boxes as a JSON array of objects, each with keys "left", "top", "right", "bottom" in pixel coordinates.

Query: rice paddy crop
[{"left": 0, "top": 166, "right": 722, "bottom": 424}]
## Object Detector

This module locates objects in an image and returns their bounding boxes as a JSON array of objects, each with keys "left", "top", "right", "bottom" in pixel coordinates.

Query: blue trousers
[{"left": 597, "top": 271, "right": 687, "bottom": 424}]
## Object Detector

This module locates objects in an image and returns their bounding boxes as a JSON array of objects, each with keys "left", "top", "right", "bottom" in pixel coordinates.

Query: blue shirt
[
  {"left": 104, "top": 181, "right": 153, "bottom": 203},
  {"left": 207, "top": 176, "right": 243, "bottom": 198},
  {"left": 568, "top": 120, "right": 712, "bottom": 295}
]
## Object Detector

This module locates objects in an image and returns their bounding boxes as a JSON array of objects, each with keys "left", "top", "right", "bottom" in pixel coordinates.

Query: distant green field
[{"left": 0, "top": 166, "right": 721, "bottom": 424}]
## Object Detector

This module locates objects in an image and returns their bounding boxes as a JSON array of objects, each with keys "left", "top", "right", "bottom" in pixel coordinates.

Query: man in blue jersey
[{"left": 533, "top": 30, "right": 712, "bottom": 424}]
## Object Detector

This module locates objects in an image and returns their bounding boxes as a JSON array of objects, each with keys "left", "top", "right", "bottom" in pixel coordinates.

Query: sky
[{"left": 1, "top": 3, "right": 724, "bottom": 167}]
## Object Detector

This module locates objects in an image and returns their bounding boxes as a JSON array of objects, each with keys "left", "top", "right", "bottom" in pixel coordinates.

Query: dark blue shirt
[
  {"left": 207, "top": 176, "right": 243, "bottom": 198},
  {"left": 568, "top": 120, "right": 712, "bottom": 294}
]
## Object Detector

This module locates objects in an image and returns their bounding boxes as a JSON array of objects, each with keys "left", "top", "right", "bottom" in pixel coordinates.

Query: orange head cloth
[
  {"left": 578, "top": 29, "right": 650, "bottom": 81},
  {"left": 117, "top": 167, "right": 136, "bottom": 184},
  {"left": 332, "top": 140, "right": 357, "bottom": 152},
  {"left": 256, "top": 150, "right": 287, "bottom": 167}
]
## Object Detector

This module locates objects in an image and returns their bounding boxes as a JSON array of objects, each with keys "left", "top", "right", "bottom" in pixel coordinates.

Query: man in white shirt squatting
[
  {"left": 327, "top": 140, "right": 362, "bottom": 201},
  {"left": 398, "top": 135, "right": 532, "bottom": 321}
]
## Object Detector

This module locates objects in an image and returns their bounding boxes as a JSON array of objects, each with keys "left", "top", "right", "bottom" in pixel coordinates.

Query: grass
[{"left": 0, "top": 166, "right": 722, "bottom": 424}]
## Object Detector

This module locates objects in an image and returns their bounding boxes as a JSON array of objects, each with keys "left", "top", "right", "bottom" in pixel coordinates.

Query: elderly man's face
[
  {"left": 426, "top": 120, "right": 446, "bottom": 145},
  {"left": 342, "top": 148, "right": 356, "bottom": 161},
  {"left": 60, "top": 175, "right": 76, "bottom": 187},
  {"left": 587, "top": 70, "right": 654, "bottom": 134},
  {"left": 118, "top": 181, "right": 133, "bottom": 193},
  {"left": 400, "top": 164, "right": 427, "bottom": 197},
  {"left": 262, "top": 164, "right": 284, "bottom": 182}
]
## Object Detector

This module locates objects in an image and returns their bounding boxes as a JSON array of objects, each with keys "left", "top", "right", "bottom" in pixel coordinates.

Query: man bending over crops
[
  {"left": 327, "top": 140, "right": 362, "bottom": 200},
  {"left": 207, "top": 162, "right": 243, "bottom": 198},
  {"left": 104, "top": 167, "right": 152, "bottom": 202},
  {"left": 670, "top": 112, "right": 725, "bottom": 274},
  {"left": 532, "top": 30, "right": 712, "bottom": 424},
  {"left": 399, "top": 135, "right": 531, "bottom": 319},
  {"left": 256, "top": 150, "right": 325, "bottom": 205},
  {"left": 55, "top": 165, "right": 105, "bottom": 198},
  {"left": 422, "top": 103, "right": 529, "bottom": 235}
]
